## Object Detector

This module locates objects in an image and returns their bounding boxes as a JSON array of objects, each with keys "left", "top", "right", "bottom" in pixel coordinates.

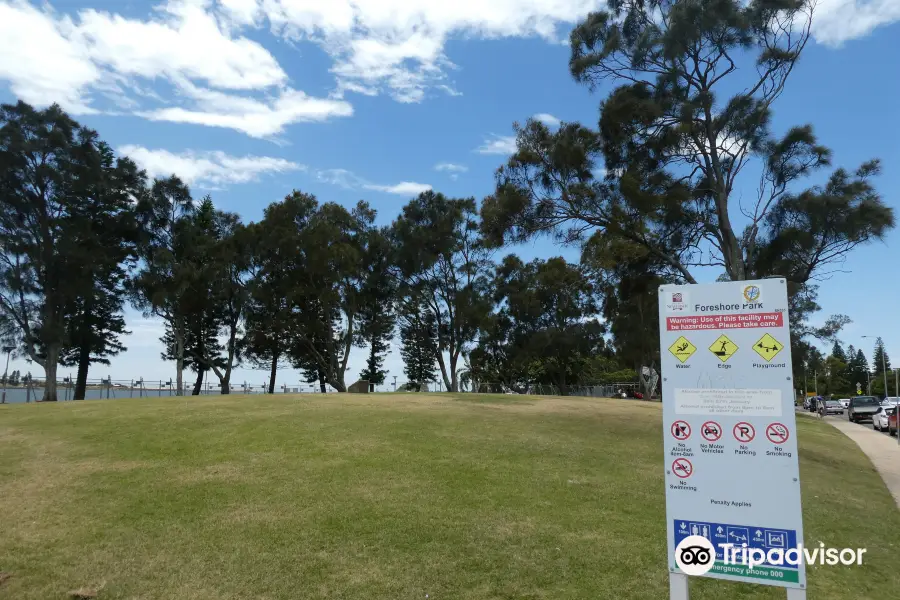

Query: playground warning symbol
[
  {"left": 766, "top": 423, "right": 790, "bottom": 444},
  {"left": 753, "top": 333, "right": 783, "bottom": 362},
  {"left": 668, "top": 336, "right": 697, "bottom": 363},
  {"left": 709, "top": 334, "right": 738, "bottom": 362},
  {"left": 671, "top": 420, "right": 691, "bottom": 440},
  {"left": 733, "top": 422, "right": 756, "bottom": 443},
  {"left": 701, "top": 421, "right": 722, "bottom": 442},
  {"left": 672, "top": 458, "right": 693, "bottom": 478}
]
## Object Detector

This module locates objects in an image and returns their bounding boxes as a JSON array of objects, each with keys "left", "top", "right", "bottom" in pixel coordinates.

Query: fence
[{"left": 0, "top": 377, "right": 647, "bottom": 403}]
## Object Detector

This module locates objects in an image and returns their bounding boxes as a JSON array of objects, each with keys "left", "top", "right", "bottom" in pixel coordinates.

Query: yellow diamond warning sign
[
  {"left": 668, "top": 336, "right": 697, "bottom": 363},
  {"left": 709, "top": 335, "right": 738, "bottom": 362},
  {"left": 753, "top": 333, "right": 784, "bottom": 362}
]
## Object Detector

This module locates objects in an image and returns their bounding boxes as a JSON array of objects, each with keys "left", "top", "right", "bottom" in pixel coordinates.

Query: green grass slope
[{"left": 0, "top": 394, "right": 897, "bottom": 599}]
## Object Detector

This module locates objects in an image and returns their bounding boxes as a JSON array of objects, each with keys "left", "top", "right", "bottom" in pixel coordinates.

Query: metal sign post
[{"left": 659, "top": 279, "right": 805, "bottom": 599}]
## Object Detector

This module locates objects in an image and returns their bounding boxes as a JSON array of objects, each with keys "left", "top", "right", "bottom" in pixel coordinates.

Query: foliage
[
  {"left": 481, "top": 0, "right": 893, "bottom": 285},
  {"left": 398, "top": 292, "right": 438, "bottom": 391},
  {"left": 392, "top": 191, "right": 493, "bottom": 392}
]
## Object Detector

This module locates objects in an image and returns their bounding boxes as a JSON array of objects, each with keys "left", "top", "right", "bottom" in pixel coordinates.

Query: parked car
[
  {"left": 838, "top": 398, "right": 851, "bottom": 409},
  {"left": 889, "top": 409, "right": 899, "bottom": 436},
  {"left": 873, "top": 406, "right": 895, "bottom": 431},
  {"left": 882, "top": 397, "right": 900, "bottom": 407},
  {"left": 848, "top": 396, "right": 882, "bottom": 423},
  {"left": 820, "top": 399, "right": 844, "bottom": 416}
]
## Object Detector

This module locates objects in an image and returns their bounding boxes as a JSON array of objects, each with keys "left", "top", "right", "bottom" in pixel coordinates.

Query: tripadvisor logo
[
  {"left": 675, "top": 536, "right": 868, "bottom": 575},
  {"left": 675, "top": 536, "right": 715, "bottom": 575}
]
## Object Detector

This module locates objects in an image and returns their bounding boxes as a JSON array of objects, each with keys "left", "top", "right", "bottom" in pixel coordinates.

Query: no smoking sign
[{"left": 766, "top": 422, "right": 790, "bottom": 444}]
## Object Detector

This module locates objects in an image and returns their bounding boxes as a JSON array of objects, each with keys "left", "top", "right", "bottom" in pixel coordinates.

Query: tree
[
  {"left": 481, "top": 0, "right": 893, "bottom": 285},
  {"left": 285, "top": 197, "right": 376, "bottom": 393},
  {"left": 0, "top": 101, "right": 142, "bottom": 401},
  {"left": 129, "top": 176, "right": 195, "bottom": 396},
  {"left": 399, "top": 293, "right": 438, "bottom": 392},
  {"left": 831, "top": 341, "right": 847, "bottom": 363},
  {"left": 485, "top": 255, "right": 606, "bottom": 395},
  {"left": 356, "top": 227, "right": 396, "bottom": 387},
  {"left": 872, "top": 337, "right": 891, "bottom": 374},
  {"left": 58, "top": 142, "right": 143, "bottom": 400},
  {"left": 177, "top": 197, "right": 247, "bottom": 394},
  {"left": 823, "top": 356, "right": 849, "bottom": 397},
  {"left": 848, "top": 348, "right": 870, "bottom": 394},
  {"left": 241, "top": 193, "right": 317, "bottom": 393},
  {"left": 393, "top": 191, "right": 493, "bottom": 392},
  {"left": 581, "top": 234, "right": 669, "bottom": 397}
]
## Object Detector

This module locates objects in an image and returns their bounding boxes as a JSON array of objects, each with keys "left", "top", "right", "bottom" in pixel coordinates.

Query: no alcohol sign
[{"left": 659, "top": 279, "right": 805, "bottom": 592}]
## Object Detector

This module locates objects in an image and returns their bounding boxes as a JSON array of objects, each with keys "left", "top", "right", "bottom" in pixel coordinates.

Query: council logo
[
  {"left": 675, "top": 535, "right": 716, "bottom": 576},
  {"left": 743, "top": 284, "right": 761, "bottom": 303}
]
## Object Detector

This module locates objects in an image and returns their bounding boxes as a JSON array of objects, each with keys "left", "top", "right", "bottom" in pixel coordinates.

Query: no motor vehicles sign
[{"left": 659, "top": 279, "right": 805, "bottom": 592}]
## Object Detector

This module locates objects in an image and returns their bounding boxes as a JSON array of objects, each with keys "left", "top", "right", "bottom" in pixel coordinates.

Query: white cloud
[
  {"left": 137, "top": 84, "right": 353, "bottom": 138},
  {"left": 814, "top": 0, "right": 900, "bottom": 45},
  {"left": 316, "top": 168, "right": 430, "bottom": 196},
  {"left": 120, "top": 145, "right": 303, "bottom": 188},
  {"left": 475, "top": 134, "right": 518, "bottom": 155},
  {"left": 0, "top": 0, "right": 351, "bottom": 136},
  {"left": 534, "top": 112, "right": 561, "bottom": 127},
  {"left": 364, "top": 181, "right": 432, "bottom": 196},
  {"left": 435, "top": 162, "right": 468, "bottom": 173}
]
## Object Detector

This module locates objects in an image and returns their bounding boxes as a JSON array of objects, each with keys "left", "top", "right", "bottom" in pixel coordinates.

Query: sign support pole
[{"left": 669, "top": 573, "right": 689, "bottom": 600}]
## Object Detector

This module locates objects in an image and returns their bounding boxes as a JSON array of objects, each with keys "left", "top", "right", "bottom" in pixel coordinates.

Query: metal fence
[{"left": 0, "top": 377, "right": 648, "bottom": 403}]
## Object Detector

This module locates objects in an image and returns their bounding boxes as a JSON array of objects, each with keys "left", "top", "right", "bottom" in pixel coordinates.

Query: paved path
[{"left": 821, "top": 415, "right": 900, "bottom": 508}]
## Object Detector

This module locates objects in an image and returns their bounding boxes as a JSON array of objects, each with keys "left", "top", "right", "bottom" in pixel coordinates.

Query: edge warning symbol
[
  {"left": 733, "top": 422, "right": 755, "bottom": 443},
  {"left": 671, "top": 420, "right": 691, "bottom": 440},
  {"left": 701, "top": 421, "right": 722, "bottom": 442},
  {"left": 709, "top": 334, "right": 738, "bottom": 362},
  {"left": 753, "top": 333, "right": 784, "bottom": 362},
  {"left": 672, "top": 458, "right": 693, "bottom": 479},
  {"left": 668, "top": 336, "right": 697, "bottom": 363}
]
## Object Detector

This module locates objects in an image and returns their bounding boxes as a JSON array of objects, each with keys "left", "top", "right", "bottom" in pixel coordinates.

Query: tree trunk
[
  {"left": 435, "top": 350, "right": 451, "bottom": 391},
  {"left": 268, "top": 352, "right": 279, "bottom": 394},
  {"left": 220, "top": 377, "right": 230, "bottom": 395},
  {"left": 318, "top": 371, "right": 327, "bottom": 394},
  {"left": 74, "top": 343, "right": 91, "bottom": 400},
  {"left": 42, "top": 344, "right": 60, "bottom": 402},
  {"left": 192, "top": 369, "right": 205, "bottom": 396},
  {"left": 174, "top": 324, "right": 184, "bottom": 396},
  {"left": 449, "top": 352, "right": 459, "bottom": 392}
]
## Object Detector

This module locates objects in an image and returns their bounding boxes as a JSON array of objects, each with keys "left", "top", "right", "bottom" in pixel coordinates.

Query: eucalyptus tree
[{"left": 481, "top": 0, "right": 893, "bottom": 284}]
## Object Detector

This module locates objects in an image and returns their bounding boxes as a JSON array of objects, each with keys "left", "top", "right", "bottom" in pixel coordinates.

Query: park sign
[{"left": 658, "top": 279, "right": 806, "bottom": 593}]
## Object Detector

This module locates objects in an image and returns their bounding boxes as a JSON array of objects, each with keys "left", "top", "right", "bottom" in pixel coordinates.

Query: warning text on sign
[
  {"left": 675, "top": 388, "right": 782, "bottom": 417},
  {"left": 667, "top": 312, "right": 784, "bottom": 331}
]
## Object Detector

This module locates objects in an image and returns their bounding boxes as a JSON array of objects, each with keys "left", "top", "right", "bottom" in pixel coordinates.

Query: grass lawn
[{"left": 1, "top": 393, "right": 898, "bottom": 599}]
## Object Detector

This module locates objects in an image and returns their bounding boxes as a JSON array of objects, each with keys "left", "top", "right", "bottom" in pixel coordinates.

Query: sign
[
  {"left": 672, "top": 420, "right": 692, "bottom": 440},
  {"left": 669, "top": 336, "right": 697, "bottom": 363},
  {"left": 708, "top": 334, "right": 738, "bottom": 362},
  {"left": 701, "top": 421, "right": 722, "bottom": 442},
  {"left": 733, "top": 422, "right": 755, "bottom": 443},
  {"left": 766, "top": 423, "right": 790, "bottom": 444},
  {"left": 753, "top": 333, "right": 784, "bottom": 362},
  {"left": 660, "top": 279, "right": 805, "bottom": 589}
]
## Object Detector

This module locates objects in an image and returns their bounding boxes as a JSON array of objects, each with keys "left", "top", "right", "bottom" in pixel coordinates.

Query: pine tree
[
  {"left": 399, "top": 295, "right": 438, "bottom": 391},
  {"left": 831, "top": 341, "right": 847, "bottom": 363},
  {"left": 357, "top": 228, "right": 396, "bottom": 387},
  {"left": 872, "top": 337, "right": 891, "bottom": 374}
]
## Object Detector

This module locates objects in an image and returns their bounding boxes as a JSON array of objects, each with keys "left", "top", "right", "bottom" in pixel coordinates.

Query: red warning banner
[{"left": 666, "top": 312, "right": 784, "bottom": 331}]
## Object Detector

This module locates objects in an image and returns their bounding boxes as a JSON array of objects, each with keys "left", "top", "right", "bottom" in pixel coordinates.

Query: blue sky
[{"left": 0, "top": 0, "right": 898, "bottom": 390}]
